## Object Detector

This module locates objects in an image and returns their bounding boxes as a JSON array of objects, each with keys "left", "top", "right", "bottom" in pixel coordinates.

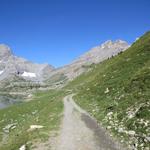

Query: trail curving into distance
[{"left": 56, "top": 94, "right": 126, "bottom": 150}]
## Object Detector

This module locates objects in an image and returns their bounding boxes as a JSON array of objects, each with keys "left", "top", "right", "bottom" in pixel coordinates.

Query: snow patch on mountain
[
  {"left": 22, "top": 72, "right": 36, "bottom": 78},
  {"left": 0, "top": 44, "right": 54, "bottom": 81},
  {"left": 0, "top": 70, "right": 4, "bottom": 75},
  {"left": 0, "top": 40, "right": 129, "bottom": 84}
]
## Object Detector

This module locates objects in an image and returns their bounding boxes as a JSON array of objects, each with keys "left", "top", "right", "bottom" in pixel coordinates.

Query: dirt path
[
  {"left": 33, "top": 94, "right": 126, "bottom": 150},
  {"left": 56, "top": 95, "right": 126, "bottom": 150}
]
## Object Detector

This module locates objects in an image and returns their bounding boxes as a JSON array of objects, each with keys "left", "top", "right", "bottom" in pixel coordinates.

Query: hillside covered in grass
[
  {"left": 66, "top": 31, "right": 150, "bottom": 149},
  {"left": 0, "top": 31, "right": 149, "bottom": 150},
  {"left": 0, "top": 90, "right": 64, "bottom": 150}
]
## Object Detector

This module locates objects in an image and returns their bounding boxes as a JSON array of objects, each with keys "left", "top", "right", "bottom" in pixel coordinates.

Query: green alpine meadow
[{"left": 0, "top": 31, "right": 149, "bottom": 150}]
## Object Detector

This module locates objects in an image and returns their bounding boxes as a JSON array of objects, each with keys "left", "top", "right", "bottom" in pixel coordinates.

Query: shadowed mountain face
[{"left": 0, "top": 44, "right": 54, "bottom": 82}]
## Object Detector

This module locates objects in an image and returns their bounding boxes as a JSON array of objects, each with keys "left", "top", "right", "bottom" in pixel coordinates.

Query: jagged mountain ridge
[
  {"left": 0, "top": 39, "right": 129, "bottom": 87},
  {"left": 0, "top": 44, "right": 54, "bottom": 82},
  {"left": 47, "top": 40, "right": 129, "bottom": 82},
  {"left": 74, "top": 40, "right": 129, "bottom": 64}
]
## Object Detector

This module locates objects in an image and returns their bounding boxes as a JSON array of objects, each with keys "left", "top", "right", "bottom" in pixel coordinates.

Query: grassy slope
[
  {"left": 45, "top": 73, "right": 67, "bottom": 85},
  {"left": 65, "top": 31, "right": 150, "bottom": 149},
  {"left": 0, "top": 90, "right": 64, "bottom": 150},
  {"left": 0, "top": 31, "right": 149, "bottom": 150}
]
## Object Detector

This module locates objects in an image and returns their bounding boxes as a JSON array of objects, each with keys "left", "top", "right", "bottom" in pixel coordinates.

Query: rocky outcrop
[
  {"left": 0, "top": 40, "right": 129, "bottom": 86},
  {"left": 74, "top": 40, "right": 129, "bottom": 65},
  {"left": 47, "top": 40, "right": 129, "bottom": 81},
  {"left": 0, "top": 44, "right": 54, "bottom": 82}
]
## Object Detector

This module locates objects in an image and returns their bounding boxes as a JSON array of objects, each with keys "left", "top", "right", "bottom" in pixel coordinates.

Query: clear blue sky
[{"left": 0, "top": 0, "right": 150, "bottom": 67}]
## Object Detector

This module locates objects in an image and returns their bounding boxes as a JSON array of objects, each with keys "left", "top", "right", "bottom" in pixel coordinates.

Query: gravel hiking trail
[
  {"left": 33, "top": 94, "right": 126, "bottom": 150},
  {"left": 55, "top": 94, "right": 126, "bottom": 150}
]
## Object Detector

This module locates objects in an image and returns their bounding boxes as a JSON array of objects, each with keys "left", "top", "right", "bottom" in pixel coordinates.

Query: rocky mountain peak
[
  {"left": 0, "top": 44, "right": 54, "bottom": 81},
  {"left": 78, "top": 39, "right": 129, "bottom": 60},
  {"left": 100, "top": 40, "right": 128, "bottom": 49},
  {"left": 50, "top": 39, "right": 130, "bottom": 81},
  {"left": 115, "top": 39, "right": 128, "bottom": 44},
  {"left": 101, "top": 40, "right": 112, "bottom": 45},
  {"left": 0, "top": 44, "right": 12, "bottom": 58}
]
